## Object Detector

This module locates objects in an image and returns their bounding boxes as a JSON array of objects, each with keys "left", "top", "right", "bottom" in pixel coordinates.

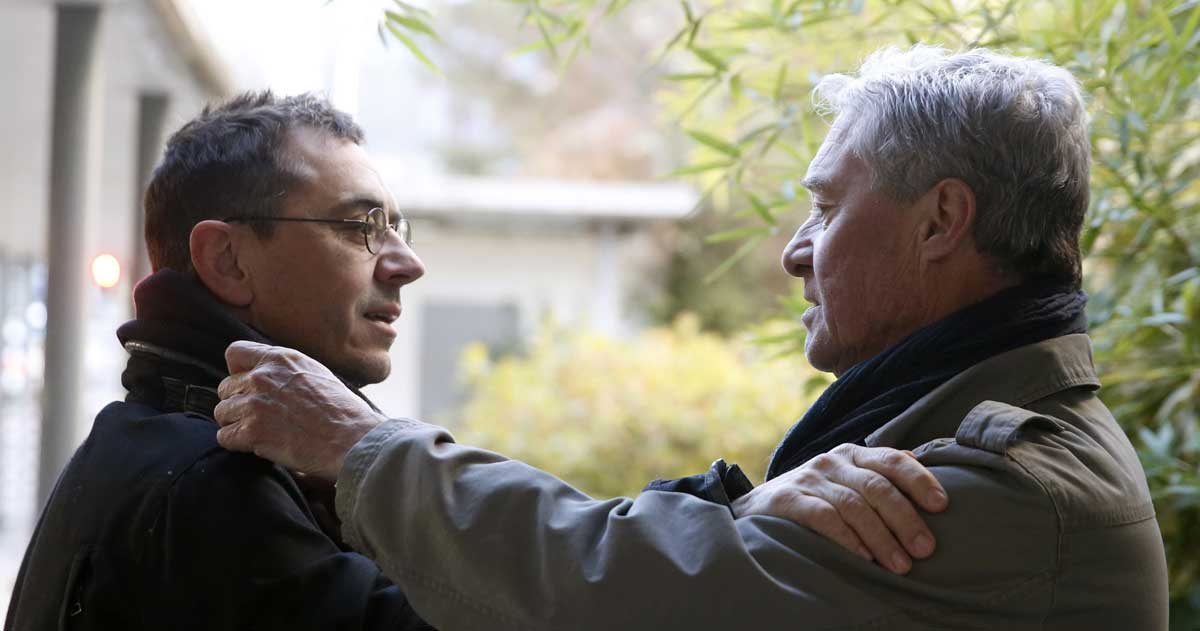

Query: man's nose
[
  {"left": 375, "top": 232, "right": 425, "bottom": 286},
  {"left": 781, "top": 221, "right": 816, "bottom": 277}
]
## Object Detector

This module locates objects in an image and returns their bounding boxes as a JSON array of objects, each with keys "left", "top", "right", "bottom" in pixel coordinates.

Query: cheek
[{"left": 812, "top": 234, "right": 884, "bottom": 337}]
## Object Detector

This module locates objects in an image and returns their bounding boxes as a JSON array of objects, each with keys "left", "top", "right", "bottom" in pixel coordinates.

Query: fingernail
[
  {"left": 855, "top": 546, "right": 873, "bottom": 561},
  {"left": 891, "top": 552, "right": 911, "bottom": 574},
  {"left": 912, "top": 533, "right": 933, "bottom": 557},
  {"left": 928, "top": 489, "right": 947, "bottom": 508}
]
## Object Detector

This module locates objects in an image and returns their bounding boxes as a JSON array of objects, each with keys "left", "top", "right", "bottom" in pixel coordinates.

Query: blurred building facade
[
  {"left": 371, "top": 173, "right": 695, "bottom": 421},
  {"left": 0, "top": 0, "right": 696, "bottom": 615},
  {"left": 0, "top": 0, "right": 230, "bottom": 611}
]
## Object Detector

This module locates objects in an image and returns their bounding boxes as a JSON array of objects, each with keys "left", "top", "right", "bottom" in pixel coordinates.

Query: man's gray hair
[{"left": 814, "top": 45, "right": 1091, "bottom": 288}]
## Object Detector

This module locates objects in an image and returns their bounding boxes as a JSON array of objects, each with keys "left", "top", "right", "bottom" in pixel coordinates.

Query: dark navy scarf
[
  {"left": 116, "top": 268, "right": 379, "bottom": 412},
  {"left": 117, "top": 269, "right": 270, "bottom": 384},
  {"left": 765, "top": 281, "right": 1088, "bottom": 480}
]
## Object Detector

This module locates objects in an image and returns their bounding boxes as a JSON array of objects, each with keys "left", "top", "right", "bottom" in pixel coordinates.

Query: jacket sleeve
[
  {"left": 335, "top": 420, "right": 1063, "bottom": 630},
  {"left": 146, "top": 447, "right": 432, "bottom": 631},
  {"left": 336, "top": 419, "right": 1070, "bottom": 631}
]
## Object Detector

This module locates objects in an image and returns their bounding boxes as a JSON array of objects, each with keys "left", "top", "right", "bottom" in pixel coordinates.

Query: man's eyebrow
[
  {"left": 801, "top": 175, "right": 833, "bottom": 194},
  {"left": 324, "top": 197, "right": 384, "bottom": 218}
]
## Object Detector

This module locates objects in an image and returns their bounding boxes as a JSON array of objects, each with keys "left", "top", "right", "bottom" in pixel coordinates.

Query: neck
[{"left": 915, "top": 254, "right": 1022, "bottom": 331}]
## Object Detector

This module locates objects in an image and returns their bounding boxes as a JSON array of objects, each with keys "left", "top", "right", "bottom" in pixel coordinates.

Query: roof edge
[{"left": 148, "top": 0, "right": 235, "bottom": 98}]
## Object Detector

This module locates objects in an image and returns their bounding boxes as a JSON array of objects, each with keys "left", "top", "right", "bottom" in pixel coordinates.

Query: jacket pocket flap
[{"left": 956, "top": 400, "right": 1064, "bottom": 454}]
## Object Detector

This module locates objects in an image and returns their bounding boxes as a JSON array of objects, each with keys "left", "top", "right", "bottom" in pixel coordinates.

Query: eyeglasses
[{"left": 222, "top": 207, "right": 412, "bottom": 254}]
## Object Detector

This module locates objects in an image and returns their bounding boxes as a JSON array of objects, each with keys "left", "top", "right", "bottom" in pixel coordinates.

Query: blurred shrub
[
  {"left": 390, "top": 0, "right": 1200, "bottom": 621},
  {"left": 454, "top": 314, "right": 826, "bottom": 498},
  {"left": 510, "top": 0, "right": 1200, "bottom": 621}
]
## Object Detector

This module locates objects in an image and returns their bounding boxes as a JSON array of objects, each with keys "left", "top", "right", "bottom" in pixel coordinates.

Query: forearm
[{"left": 334, "top": 421, "right": 896, "bottom": 630}]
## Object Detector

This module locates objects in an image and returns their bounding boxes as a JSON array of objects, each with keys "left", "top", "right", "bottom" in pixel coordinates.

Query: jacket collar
[
  {"left": 119, "top": 269, "right": 382, "bottom": 417},
  {"left": 864, "top": 334, "right": 1100, "bottom": 450}
]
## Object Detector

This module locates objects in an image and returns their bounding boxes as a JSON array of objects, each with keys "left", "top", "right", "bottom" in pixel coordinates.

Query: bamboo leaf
[
  {"left": 686, "top": 129, "right": 742, "bottom": 157},
  {"left": 690, "top": 46, "right": 729, "bottom": 72},
  {"left": 384, "top": 21, "right": 441, "bottom": 75},
  {"left": 705, "top": 225, "right": 771, "bottom": 243},
  {"left": 704, "top": 234, "right": 766, "bottom": 283},
  {"left": 385, "top": 11, "right": 438, "bottom": 39},
  {"left": 664, "top": 72, "right": 717, "bottom": 82},
  {"left": 773, "top": 62, "right": 788, "bottom": 103},
  {"left": 744, "top": 191, "right": 777, "bottom": 225},
  {"left": 665, "top": 160, "right": 734, "bottom": 177}
]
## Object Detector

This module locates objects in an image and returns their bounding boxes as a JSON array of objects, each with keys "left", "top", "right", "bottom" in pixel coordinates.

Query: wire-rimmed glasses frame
[{"left": 222, "top": 207, "right": 411, "bottom": 254}]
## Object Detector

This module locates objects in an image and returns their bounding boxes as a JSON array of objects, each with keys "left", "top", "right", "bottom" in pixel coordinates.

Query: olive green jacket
[{"left": 336, "top": 334, "right": 1168, "bottom": 630}]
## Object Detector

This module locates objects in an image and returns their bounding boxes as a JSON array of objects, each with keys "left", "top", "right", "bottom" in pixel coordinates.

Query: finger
[
  {"left": 814, "top": 480, "right": 913, "bottom": 573},
  {"left": 216, "top": 374, "right": 246, "bottom": 401},
  {"left": 225, "top": 340, "right": 272, "bottom": 375},
  {"left": 853, "top": 446, "right": 948, "bottom": 513},
  {"left": 215, "top": 420, "right": 252, "bottom": 452},
  {"left": 786, "top": 494, "right": 873, "bottom": 562},
  {"left": 212, "top": 395, "right": 253, "bottom": 429},
  {"left": 835, "top": 465, "right": 933, "bottom": 562}
]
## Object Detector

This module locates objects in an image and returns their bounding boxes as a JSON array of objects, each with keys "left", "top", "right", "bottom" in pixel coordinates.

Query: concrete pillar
[
  {"left": 132, "top": 92, "right": 168, "bottom": 290},
  {"left": 40, "top": 4, "right": 101, "bottom": 506}
]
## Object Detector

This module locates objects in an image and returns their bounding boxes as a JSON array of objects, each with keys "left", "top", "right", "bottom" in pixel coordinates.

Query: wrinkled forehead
[{"left": 803, "top": 116, "right": 860, "bottom": 193}]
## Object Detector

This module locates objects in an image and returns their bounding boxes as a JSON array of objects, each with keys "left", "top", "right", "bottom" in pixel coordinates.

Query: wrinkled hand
[
  {"left": 731, "top": 444, "right": 947, "bottom": 575},
  {"left": 214, "top": 341, "right": 386, "bottom": 481}
]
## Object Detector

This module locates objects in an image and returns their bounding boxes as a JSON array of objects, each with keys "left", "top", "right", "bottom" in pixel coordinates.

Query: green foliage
[
  {"left": 641, "top": 211, "right": 795, "bottom": 335},
  {"left": 377, "top": 1, "right": 441, "bottom": 74},
  {"left": 493, "top": 0, "right": 1200, "bottom": 621},
  {"left": 379, "top": 0, "right": 1200, "bottom": 620},
  {"left": 455, "top": 315, "right": 827, "bottom": 498}
]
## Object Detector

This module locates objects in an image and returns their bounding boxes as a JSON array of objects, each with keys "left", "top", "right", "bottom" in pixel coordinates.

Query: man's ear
[
  {"left": 919, "top": 178, "right": 976, "bottom": 262},
  {"left": 190, "top": 220, "right": 253, "bottom": 307}
]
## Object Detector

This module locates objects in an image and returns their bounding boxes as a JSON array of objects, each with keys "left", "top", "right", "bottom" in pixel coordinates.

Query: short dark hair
[{"left": 143, "top": 91, "right": 365, "bottom": 272}]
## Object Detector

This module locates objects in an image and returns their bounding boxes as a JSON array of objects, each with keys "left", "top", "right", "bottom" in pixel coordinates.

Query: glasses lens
[
  {"left": 366, "top": 208, "right": 388, "bottom": 254},
  {"left": 396, "top": 218, "right": 412, "bottom": 247}
]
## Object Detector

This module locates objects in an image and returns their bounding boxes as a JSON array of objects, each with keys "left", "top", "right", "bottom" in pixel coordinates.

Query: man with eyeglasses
[
  {"left": 6, "top": 90, "right": 947, "bottom": 630},
  {"left": 4, "top": 91, "right": 432, "bottom": 630}
]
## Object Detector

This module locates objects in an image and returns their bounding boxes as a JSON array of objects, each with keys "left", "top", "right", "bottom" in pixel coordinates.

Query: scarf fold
[
  {"left": 765, "top": 281, "right": 1088, "bottom": 480},
  {"left": 118, "top": 269, "right": 269, "bottom": 381},
  {"left": 116, "top": 269, "right": 378, "bottom": 412}
]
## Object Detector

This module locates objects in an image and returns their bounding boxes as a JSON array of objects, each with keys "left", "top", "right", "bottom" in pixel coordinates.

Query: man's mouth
[{"left": 364, "top": 306, "right": 401, "bottom": 324}]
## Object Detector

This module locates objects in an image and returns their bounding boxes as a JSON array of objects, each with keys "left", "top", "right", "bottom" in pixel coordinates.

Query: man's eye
[{"left": 811, "top": 206, "right": 832, "bottom": 226}]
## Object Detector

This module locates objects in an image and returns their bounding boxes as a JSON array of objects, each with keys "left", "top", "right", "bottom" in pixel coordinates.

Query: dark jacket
[{"left": 4, "top": 270, "right": 431, "bottom": 630}]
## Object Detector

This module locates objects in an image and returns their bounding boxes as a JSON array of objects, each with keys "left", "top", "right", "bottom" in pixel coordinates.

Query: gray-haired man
[{"left": 214, "top": 46, "right": 1169, "bottom": 629}]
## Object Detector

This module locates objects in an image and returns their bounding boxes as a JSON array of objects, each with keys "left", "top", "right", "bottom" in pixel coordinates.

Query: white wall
[{"left": 363, "top": 217, "right": 664, "bottom": 422}]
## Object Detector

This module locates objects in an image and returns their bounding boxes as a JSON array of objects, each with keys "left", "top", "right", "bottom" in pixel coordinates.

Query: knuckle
[
  {"left": 808, "top": 453, "right": 836, "bottom": 471},
  {"left": 212, "top": 401, "right": 231, "bottom": 425},
  {"left": 878, "top": 449, "right": 910, "bottom": 469},
  {"left": 793, "top": 469, "right": 819, "bottom": 487},
  {"left": 830, "top": 443, "right": 856, "bottom": 457},
  {"left": 264, "top": 346, "right": 289, "bottom": 366},
  {"left": 248, "top": 370, "right": 275, "bottom": 391},
  {"left": 838, "top": 492, "right": 872, "bottom": 517},
  {"left": 862, "top": 474, "right": 897, "bottom": 500}
]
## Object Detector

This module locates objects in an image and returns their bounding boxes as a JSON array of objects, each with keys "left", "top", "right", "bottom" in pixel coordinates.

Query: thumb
[{"left": 225, "top": 340, "right": 272, "bottom": 376}]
